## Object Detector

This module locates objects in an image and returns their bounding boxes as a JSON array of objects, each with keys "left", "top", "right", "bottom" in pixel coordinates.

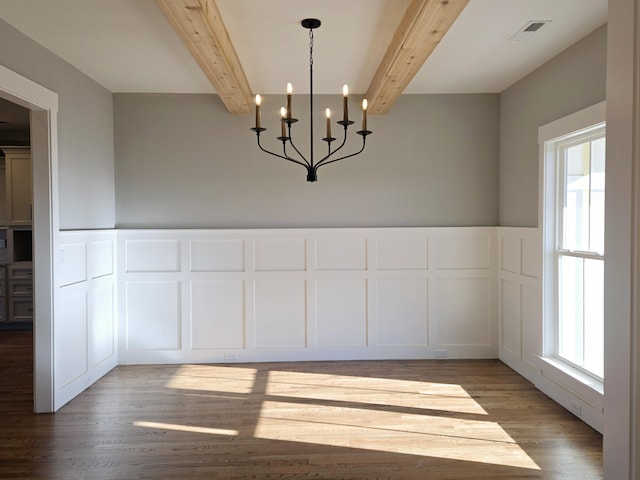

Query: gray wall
[
  {"left": 0, "top": 19, "right": 115, "bottom": 229},
  {"left": 0, "top": 15, "right": 606, "bottom": 231},
  {"left": 114, "top": 92, "right": 499, "bottom": 228},
  {"left": 499, "top": 24, "right": 607, "bottom": 227}
]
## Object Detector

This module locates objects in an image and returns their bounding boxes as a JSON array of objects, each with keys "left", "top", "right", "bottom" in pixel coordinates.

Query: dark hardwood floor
[{"left": 0, "top": 331, "right": 602, "bottom": 479}]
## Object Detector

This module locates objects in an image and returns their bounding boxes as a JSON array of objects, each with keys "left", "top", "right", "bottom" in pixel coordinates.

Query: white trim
[
  {"left": 538, "top": 101, "right": 606, "bottom": 144},
  {"left": 538, "top": 355, "right": 603, "bottom": 395},
  {"left": 0, "top": 63, "right": 59, "bottom": 412},
  {"left": 634, "top": 2, "right": 640, "bottom": 470},
  {"left": 552, "top": 125, "right": 606, "bottom": 378},
  {"left": 604, "top": 1, "right": 640, "bottom": 475},
  {"left": 532, "top": 102, "right": 607, "bottom": 432},
  {"left": 0, "top": 63, "right": 58, "bottom": 112},
  {"left": 538, "top": 101, "right": 606, "bottom": 230},
  {"left": 633, "top": 3, "right": 640, "bottom": 472},
  {"left": 539, "top": 103, "right": 606, "bottom": 359}
]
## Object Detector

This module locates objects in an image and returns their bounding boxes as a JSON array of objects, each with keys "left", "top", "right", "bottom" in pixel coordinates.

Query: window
[
  {"left": 540, "top": 102, "right": 606, "bottom": 383},
  {"left": 555, "top": 131, "right": 605, "bottom": 378}
]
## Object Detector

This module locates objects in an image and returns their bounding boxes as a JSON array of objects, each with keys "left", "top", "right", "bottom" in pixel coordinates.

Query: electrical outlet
[
  {"left": 224, "top": 352, "right": 238, "bottom": 361},
  {"left": 434, "top": 349, "right": 448, "bottom": 359}
]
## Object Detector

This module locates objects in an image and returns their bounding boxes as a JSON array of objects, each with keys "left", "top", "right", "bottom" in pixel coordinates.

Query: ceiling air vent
[{"left": 510, "top": 20, "right": 551, "bottom": 41}]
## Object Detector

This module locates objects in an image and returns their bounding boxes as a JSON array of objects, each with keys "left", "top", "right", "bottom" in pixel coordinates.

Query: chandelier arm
[
  {"left": 256, "top": 135, "right": 309, "bottom": 169},
  {"left": 286, "top": 132, "right": 311, "bottom": 168},
  {"left": 315, "top": 138, "right": 367, "bottom": 170},
  {"left": 282, "top": 141, "right": 311, "bottom": 169},
  {"left": 315, "top": 126, "right": 350, "bottom": 168}
]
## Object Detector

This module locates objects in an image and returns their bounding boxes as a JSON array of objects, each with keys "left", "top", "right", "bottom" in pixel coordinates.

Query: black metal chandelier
[{"left": 250, "top": 18, "right": 372, "bottom": 182}]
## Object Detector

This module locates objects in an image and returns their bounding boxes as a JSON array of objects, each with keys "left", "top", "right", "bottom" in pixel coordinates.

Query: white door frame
[{"left": 0, "top": 63, "right": 58, "bottom": 412}]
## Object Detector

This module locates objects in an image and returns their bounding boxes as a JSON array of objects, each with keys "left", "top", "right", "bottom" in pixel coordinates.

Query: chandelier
[{"left": 250, "top": 18, "right": 372, "bottom": 182}]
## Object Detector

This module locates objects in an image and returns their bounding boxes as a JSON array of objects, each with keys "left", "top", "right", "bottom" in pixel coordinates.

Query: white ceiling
[{"left": 0, "top": 0, "right": 607, "bottom": 96}]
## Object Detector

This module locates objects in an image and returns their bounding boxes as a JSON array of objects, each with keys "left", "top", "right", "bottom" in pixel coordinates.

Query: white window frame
[
  {"left": 539, "top": 101, "right": 606, "bottom": 393},
  {"left": 553, "top": 128, "right": 605, "bottom": 378}
]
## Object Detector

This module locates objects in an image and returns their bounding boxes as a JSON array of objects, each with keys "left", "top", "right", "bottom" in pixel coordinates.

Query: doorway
[
  {"left": 0, "top": 101, "right": 34, "bottom": 417},
  {"left": 0, "top": 63, "right": 58, "bottom": 412}
]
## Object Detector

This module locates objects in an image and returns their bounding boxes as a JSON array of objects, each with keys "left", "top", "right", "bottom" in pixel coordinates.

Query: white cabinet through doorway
[{"left": 4, "top": 148, "right": 32, "bottom": 225}]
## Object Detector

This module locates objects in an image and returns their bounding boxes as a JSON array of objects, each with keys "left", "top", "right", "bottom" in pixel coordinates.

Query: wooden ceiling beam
[
  {"left": 156, "top": 0, "right": 252, "bottom": 115},
  {"left": 366, "top": 0, "right": 469, "bottom": 115}
]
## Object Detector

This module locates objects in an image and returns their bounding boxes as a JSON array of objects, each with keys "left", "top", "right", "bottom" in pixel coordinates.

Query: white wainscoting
[
  {"left": 54, "top": 230, "right": 117, "bottom": 409},
  {"left": 118, "top": 228, "right": 497, "bottom": 364},
  {"left": 50, "top": 227, "right": 602, "bottom": 432},
  {"left": 498, "top": 227, "right": 603, "bottom": 433},
  {"left": 497, "top": 227, "right": 542, "bottom": 381}
]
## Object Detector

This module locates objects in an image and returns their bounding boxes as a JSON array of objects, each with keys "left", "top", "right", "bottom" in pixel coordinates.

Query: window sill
[{"left": 538, "top": 356, "right": 603, "bottom": 396}]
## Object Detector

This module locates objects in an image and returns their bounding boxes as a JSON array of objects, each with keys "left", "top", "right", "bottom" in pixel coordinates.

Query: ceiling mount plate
[{"left": 301, "top": 18, "right": 321, "bottom": 30}]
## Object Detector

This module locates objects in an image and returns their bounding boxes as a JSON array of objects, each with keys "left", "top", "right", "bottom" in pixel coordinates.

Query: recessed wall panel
[
  {"left": 316, "top": 279, "right": 367, "bottom": 346},
  {"left": 191, "top": 280, "right": 245, "bottom": 349},
  {"left": 376, "top": 278, "right": 428, "bottom": 345},
  {"left": 501, "top": 237, "right": 521, "bottom": 274},
  {"left": 191, "top": 240, "right": 244, "bottom": 272},
  {"left": 316, "top": 238, "right": 366, "bottom": 271},
  {"left": 376, "top": 237, "right": 428, "bottom": 270},
  {"left": 90, "top": 284, "right": 115, "bottom": 365},
  {"left": 522, "top": 285, "right": 542, "bottom": 364},
  {"left": 436, "top": 236, "right": 490, "bottom": 270},
  {"left": 254, "top": 279, "right": 306, "bottom": 347},
  {"left": 58, "top": 242, "right": 87, "bottom": 287},
  {"left": 126, "top": 281, "right": 181, "bottom": 350},
  {"left": 126, "top": 240, "right": 180, "bottom": 272},
  {"left": 522, "top": 235, "right": 542, "bottom": 279},
  {"left": 501, "top": 280, "right": 521, "bottom": 356},
  {"left": 56, "top": 292, "right": 88, "bottom": 387},
  {"left": 89, "top": 240, "right": 114, "bottom": 279},
  {"left": 255, "top": 239, "right": 306, "bottom": 272},
  {"left": 437, "top": 278, "right": 490, "bottom": 345}
]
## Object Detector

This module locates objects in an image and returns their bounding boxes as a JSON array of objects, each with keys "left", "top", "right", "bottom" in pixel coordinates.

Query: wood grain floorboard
[{"left": 0, "top": 332, "right": 602, "bottom": 479}]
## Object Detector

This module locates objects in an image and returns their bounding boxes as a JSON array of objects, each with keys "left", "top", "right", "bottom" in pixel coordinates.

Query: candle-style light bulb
[
  {"left": 342, "top": 84, "right": 349, "bottom": 122},
  {"left": 280, "top": 106, "right": 287, "bottom": 138},
  {"left": 325, "top": 108, "right": 331, "bottom": 138},
  {"left": 255, "top": 94, "right": 262, "bottom": 129},
  {"left": 362, "top": 98, "right": 368, "bottom": 131},
  {"left": 286, "top": 83, "right": 293, "bottom": 119}
]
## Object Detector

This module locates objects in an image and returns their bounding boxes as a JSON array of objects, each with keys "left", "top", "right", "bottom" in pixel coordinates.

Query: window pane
[
  {"left": 558, "top": 255, "right": 584, "bottom": 366},
  {"left": 557, "top": 254, "right": 604, "bottom": 379},
  {"left": 590, "top": 137, "right": 606, "bottom": 254},
  {"left": 584, "top": 258, "right": 604, "bottom": 378},
  {"left": 563, "top": 143, "right": 591, "bottom": 251}
]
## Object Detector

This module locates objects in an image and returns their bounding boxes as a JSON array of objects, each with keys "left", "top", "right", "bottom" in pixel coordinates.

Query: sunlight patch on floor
[
  {"left": 165, "top": 365, "right": 258, "bottom": 394},
  {"left": 159, "top": 365, "right": 539, "bottom": 470},
  {"left": 134, "top": 420, "right": 238, "bottom": 436},
  {"left": 266, "top": 370, "right": 488, "bottom": 415},
  {"left": 254, "top": 401, "right": 540, "bottom": 470}
]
